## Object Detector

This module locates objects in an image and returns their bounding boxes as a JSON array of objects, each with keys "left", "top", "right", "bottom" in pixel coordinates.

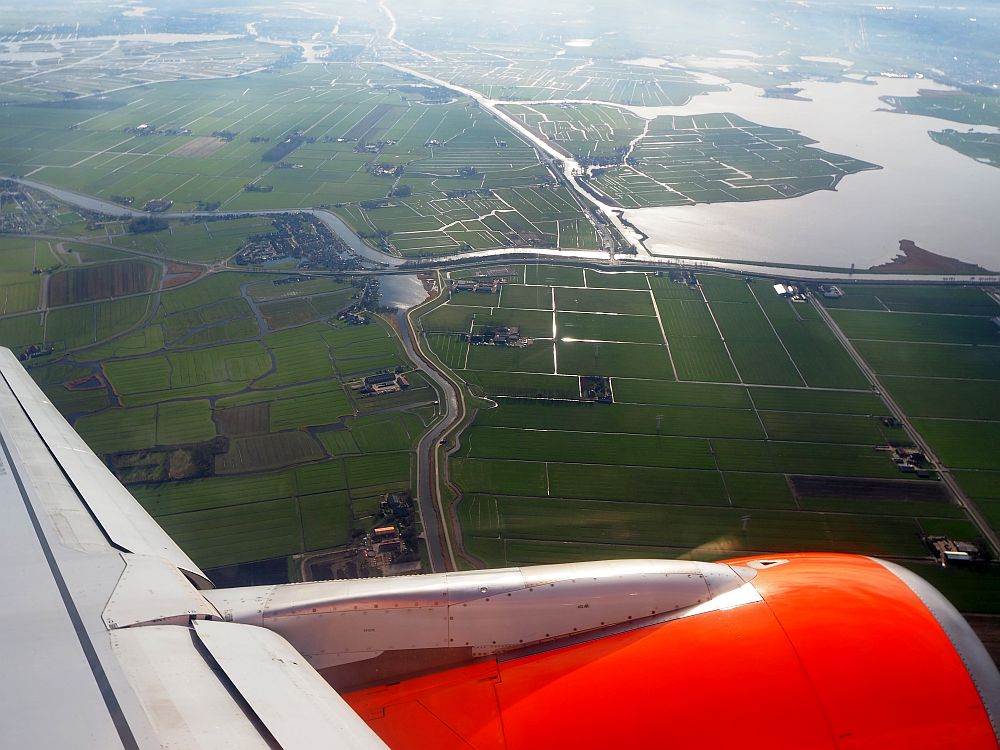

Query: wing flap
[
  {"left": 193, "top": 620, "right": 389, "bottom": 750},
  {"left": 111, "top": 625, "right": 278, "bottom": 749}
]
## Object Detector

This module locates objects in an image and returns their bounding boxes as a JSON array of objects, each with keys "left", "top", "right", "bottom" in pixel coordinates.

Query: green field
[
  {"left": 582, "top": 112, "right": 878, "bottom": 208},
  {"left": 422, "top": 268, "right": 985, "bottom": 587},
  {"left": 0, "top": 62, "right": 604, "bottom": 258},
  {"left": 1, "top": 244, "right": 429, "bottom": 576},
  {"left": 930, "top": 131, "right": 1000, "bottom": 169},
  {"left": 821, "top": 285, "right": 1000, "bottom": 543},
  {"left": 411, "top": 55, "right": 721, "bottom": 106}
]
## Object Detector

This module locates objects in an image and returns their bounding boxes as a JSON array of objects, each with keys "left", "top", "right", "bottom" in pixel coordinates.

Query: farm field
[
  {"left": 109, "top": 217, "right": 276, "bottom": 263},
  {"left": 0, "top": 56, "right": 881, "bottom": 263},
  {"left": 0, "top": 37, "right": 284, "bottom": 104},
  {"left": 421, "top": 266, "right": 989, "bottom": 602},
  {"left": 500, "top": 103, "right": 643, "bottom": 161},
  {"left": 824, "top": 285, "right": 1000, "bottom": 537},
  {"left": 353, "top": 185, "right": 600, "bottom": 257},
  {"left": 585, "top": 112, "right": 880, "bottom": 208},
  {"left": 881, "top": 91, "right": 1000, "bottom": 129},
  {"left": 409, "top": 55, "right": 722, "bottom": 106},
  {"left": 1, "top": 239, "right": 434, "bottom": 578},
  {"left": 930, "top": 131, "right": 1000, "bottom": 169},
  {"left": 0, "top": 62, "right": 600, "bottom": 258},
  {"left": 47, "top": 260, "right": 156, "bottom": 306}
]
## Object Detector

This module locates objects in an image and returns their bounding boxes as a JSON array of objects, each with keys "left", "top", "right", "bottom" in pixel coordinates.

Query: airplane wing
[
  {"left": 0, "top": 348, "right": 389, "bottom": 749},
  {"left": 2, "top": 345, "right": 999, "bottom": 750}
]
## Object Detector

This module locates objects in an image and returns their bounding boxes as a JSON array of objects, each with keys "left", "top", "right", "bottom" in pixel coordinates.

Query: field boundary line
[
  {"left": 647, "top": 277, "right": 679, "bottom": 380},
  {"left": 698, "top": 284, "right": 743, "bottom": 385},
  {"left": 747, "top": 282, "right": 807, "bottom": 388}
]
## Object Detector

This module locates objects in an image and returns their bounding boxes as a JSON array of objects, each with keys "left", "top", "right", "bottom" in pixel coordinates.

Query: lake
[{"left": 620, "top": 76, "right": 1000, "bottom": 270}]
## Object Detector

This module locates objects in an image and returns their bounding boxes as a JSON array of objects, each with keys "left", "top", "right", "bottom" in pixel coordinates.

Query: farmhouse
[
  {"left": 890, "top": 446, "right": 931, "bottom": 476},
  {"left": 819, "top": 284, "right": 845, "bottom": 299},
  {"left": 142, "top": 198, "right": 173, "bottom": 212},
  {"left": 773, "top": 282, "right": 808, "bottom": 302},
  {"left": 360, "top": 371, "right": 410, "bottom": 395},
  {"left": 450, "top": 277, "right": 505, "bottom": 294},
  {"left": 462, "top": 326, "right": 531, "bottom": 347},
  {"left": 926, "top": 536, "right": 982, "bottom": 566}
]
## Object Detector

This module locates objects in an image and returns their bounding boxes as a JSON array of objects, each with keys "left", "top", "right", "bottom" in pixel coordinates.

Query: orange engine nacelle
[{"left": 346, "top": 553, "right": 999, "bottom": 750}]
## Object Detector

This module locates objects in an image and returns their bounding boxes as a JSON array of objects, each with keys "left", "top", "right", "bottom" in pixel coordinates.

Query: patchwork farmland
[
  {"left": 2, "top": 227, "right": 435, "bottom": 580},
  {"left": 0, "top": 63, "right": 602, "bottom": 258},
  {"left": 822, "top": 285, "right": 1000, "bottom": 544},
  {"left": 408, "top": 54, "right": 723, "bottom": 106},
  {"left": 420, "top": 265, "right": 998, "bottom": 607}
]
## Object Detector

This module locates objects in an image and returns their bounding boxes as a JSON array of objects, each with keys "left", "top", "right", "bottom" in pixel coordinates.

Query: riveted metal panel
[
  {"left": 227, "top": 560, "right": 756, "bottom": 672},
  {"left": 449, "top": 571, "right": 714, "bottom": 650},
  {"left": 266, "top": 606, "right": 451, "bottom": 662}
]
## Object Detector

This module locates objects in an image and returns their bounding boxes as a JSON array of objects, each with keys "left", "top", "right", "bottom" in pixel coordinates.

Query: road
[
  {"left": 377, "top": 61, "right": 645, "bottom": 257},
  {"left": 14, "top": 180, "right": 1000, "bottom": 284},
  {"left": 395, "top": 293, "right": 464, "bottom": 572},
  {"left": 813, "top": 294, "right": 1000, "bottom": 556}
]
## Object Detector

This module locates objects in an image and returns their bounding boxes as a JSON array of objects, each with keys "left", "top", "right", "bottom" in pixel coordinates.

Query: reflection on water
[
  {"left": 622, "top": 77, "right": 1000, "bottom": 270},
  {"left": 378, "top": 274, "right": 427, "bottom": 309}
]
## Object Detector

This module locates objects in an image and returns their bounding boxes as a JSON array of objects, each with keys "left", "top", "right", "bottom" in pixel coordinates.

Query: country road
[
  {"left": 813, "top": 294, "right": 1000, "bottom": 557},
  {"left": 395, "top": 294, "right": 464, "bottom": 572}
]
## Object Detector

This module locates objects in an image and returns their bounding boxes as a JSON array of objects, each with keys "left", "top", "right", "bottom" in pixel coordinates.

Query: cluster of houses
[
  {"left": 17, "top": 344, "right": 54, "bottom": 362},
  {"left": 142, "top": 198, "right": 173, "bottom": 212},
  {"left": 581, "top": 375, "right": 613, "bottom": 403},
  {"left": 450, "top": 278, "right": 504, "bottom": 294},
  {"left": 818, "top": 284, "right": 845, "bottom": 299},
  {"left": 888, "top": 445, "right": 932, "bottom": 477},
  {"left": 0, "top": 182, "right": 62, "bottom": 234},
  {"left": 125, "top": 123, "right": 192, "bottom": 137},
  {"left": 358, "top": 493, "right": 420, "bottom": 574},
  {"left": 462, "top": 325, "right": 531, "bottom": 348},
  {"left": 773, "top": 282, "right": 809, "bottom": 302},
  {"left": 354, "top": 140, "right": 397, "bottom": 154},
  {"left": 366, "top": 162, "right": 403, "bottom": 177},
  {"left": 449, "top": 267, "right": 515, "bottom": 295},
  {"left": 773, "top": 282, "right": 845, "bottom": 301},
  {"left": 658, "top": 269, "right": 699, "bottom": 288},
  {"left": 234, "top": 213, "right": 361, "bottom": 270}
]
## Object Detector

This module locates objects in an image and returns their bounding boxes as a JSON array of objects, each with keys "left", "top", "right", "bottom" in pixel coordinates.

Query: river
[
  {"left": 15, "top": 67, "right": 1000, "bottom": 275},
  {"left": 378, "top": 274, "right": 426, "bottom": 309},
  {"left": 12, "top": 178, "right": 402, "bottom": 268}
]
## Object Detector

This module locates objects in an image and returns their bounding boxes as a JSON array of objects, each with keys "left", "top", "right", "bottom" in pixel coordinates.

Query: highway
[{"left": 813, "top": 295, "right": 1000, "bottom": 557}]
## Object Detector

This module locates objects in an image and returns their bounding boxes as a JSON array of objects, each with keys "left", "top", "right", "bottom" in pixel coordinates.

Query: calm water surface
[{"left": 621, "top": 77, "right": 1000, "bottom": 269}]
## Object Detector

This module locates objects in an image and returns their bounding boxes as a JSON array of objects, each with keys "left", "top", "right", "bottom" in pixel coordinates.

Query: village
[{"left": 233, "top": 213, "right": 363, "bottom": 270}]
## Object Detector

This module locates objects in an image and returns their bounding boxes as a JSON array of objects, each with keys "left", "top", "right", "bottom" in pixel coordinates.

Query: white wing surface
[{"left": 0, "top": 347, "right": 388, "bottom": 749}]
